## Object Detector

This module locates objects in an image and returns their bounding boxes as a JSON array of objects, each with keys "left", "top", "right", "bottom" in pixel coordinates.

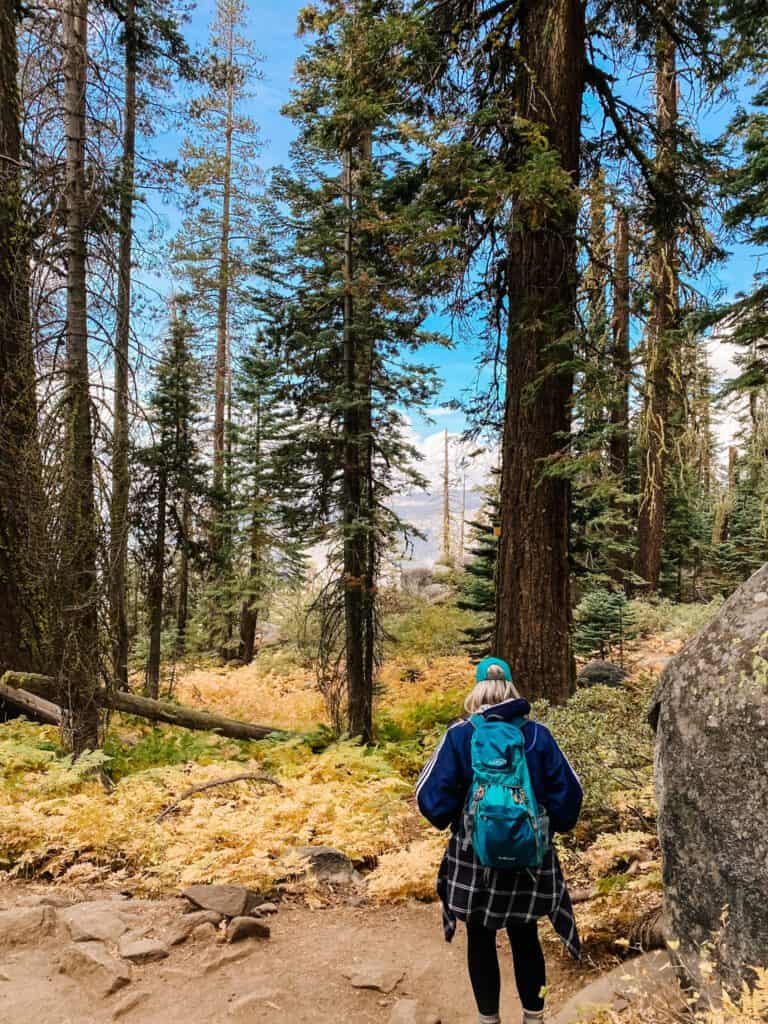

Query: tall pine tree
[{"left": 266, "top": 0, "right": 448, "bottom": 738}]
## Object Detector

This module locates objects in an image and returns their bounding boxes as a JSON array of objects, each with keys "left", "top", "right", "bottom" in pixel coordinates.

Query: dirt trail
[{"left": 0, "top": 887, "right": 591, "bottom": 1024}]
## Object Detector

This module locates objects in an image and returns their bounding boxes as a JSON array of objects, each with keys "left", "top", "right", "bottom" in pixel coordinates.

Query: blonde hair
[{"left": 464, "top": 672, "right": 520, "bottom": 715}]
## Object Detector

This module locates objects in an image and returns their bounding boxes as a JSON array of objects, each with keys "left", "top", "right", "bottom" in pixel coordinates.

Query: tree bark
[
  {"left": 176, "top": 490, "right": 191, "bottom": 654},
  {"left": 610, "top": 208, "right": 631, "bottom": 481},
  {"left": 110, "top": 0, "right": 137, "bottom": 692},
  {"left": 494, "top": 0, "right": 585, "bottom": 704},
  {"left": 342, "top": 128, "right": 375, "bottom": 743},
  {"left": 212, "top": 17, "right": 235, "bottom": 545},
  {"left": 636, "top": 25, "right": 678, "bottom": 591},
  {"left": 61, "top": 0, "right": 101, "bottom": 753},
  {"left": 610, "top": 207, "right": 632, "bottom": 591},
  {"left": 238, "top": 391, "right": 264, "bottom": 665},
  {"left": 341, "top": 144, "right": 367, "bottom": 739},
  {"left": 145, "top": 461, "right": 167, "bottom": 698},
  {"left": 0, "top": 0, "right": 51, "bottom": 678}
]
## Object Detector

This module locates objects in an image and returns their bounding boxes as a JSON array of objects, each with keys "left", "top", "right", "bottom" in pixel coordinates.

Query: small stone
[
  {"left": 344, "top": 962, "right": 405, "bottom": 994},
  {"left": 167, "top": 910, "right": 224, "bottom": 946},
  {"left": 290, "top": 845, "right": 359, "bottom": 884},
  {"left": 63, "top": 904, "right": 129, "bottom": 944},
  {"left": 254, "top": 902, "right": 278, "bottom": 915},
  {"left": 389, "top": 999, "right": 441, "bottom": 1024},
  {"left": 577, "top": 660, "right": 625, "bottom": 688},
  {"left": 226, "top": 916, "right": 270, "bottom": 943},
  {"left": 112, "top": 991, "right": 150, "bottom": 1020},
  {"left": 0, "top": 905, "right": 56, "bottom": 949},
  {"left": 182, "top": 884, "right": 261, "bottom": 919},
  {"left": 190, "top": 922, "right": 218, "bottom": 943},
  {"left": 118, "top": 937, "right": 169, "bottom": 964},
  {"left": 0, "top": 971, "right": 10, "bottom": 982},
  {"left": 58, "top": 941, "right": 132, "bottom": 997}
]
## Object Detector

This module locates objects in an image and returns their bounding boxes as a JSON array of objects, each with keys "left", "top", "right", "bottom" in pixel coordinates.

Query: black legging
[{"left": 466, "top": 919, "right": 546, "bottom": 1016}]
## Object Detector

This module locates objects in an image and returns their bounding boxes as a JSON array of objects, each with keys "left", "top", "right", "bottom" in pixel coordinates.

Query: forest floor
[
  {"left": 0, "top": 882, "right": 589, "bottom": 1024},
  {"left": 1, "top": 598, "right": 723, "bottom": 1023}
]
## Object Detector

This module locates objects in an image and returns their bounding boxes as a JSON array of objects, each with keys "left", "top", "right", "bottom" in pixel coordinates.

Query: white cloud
[
  {"left": 404, "top": 426, "right": 498, "bottom": 493},
  {"left": 705, "top": 328, "right": 749, "bottom": 455}
]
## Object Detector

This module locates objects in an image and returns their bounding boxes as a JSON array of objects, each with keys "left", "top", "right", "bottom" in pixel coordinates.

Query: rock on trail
[
  {"left": 0, "top": 905, "right": 56, "bottom": 948},
  {"left": 168, "top": 910, "right": 223, "bottom": 946},
  {"left": 226, "top": 916, "right": 270, "bottom": 943},
  {"left": 57, "top": 941, "right": 132, "bottom": 998},
  {"left": 652, "top": 563, "right": 768, "bottom": 997},
  {"left": 62, "top": 902, "right": 131, "bottom": 944},
  {"left": 118, "top": 937, "right": 169, "bottom": 964},
  {"left": 182, "top": 884, "right": 262, "bottom": 918},
  {"left": 343, "top": 961, "right": 405, "bottom": 994}
]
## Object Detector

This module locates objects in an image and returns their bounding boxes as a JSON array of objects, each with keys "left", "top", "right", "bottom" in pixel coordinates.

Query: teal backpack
[{"left": 462, "top": 714, "right": 550, "bottom": 870}]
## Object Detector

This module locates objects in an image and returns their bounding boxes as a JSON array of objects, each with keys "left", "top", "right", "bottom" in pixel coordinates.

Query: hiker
[{"left": 416, "top": 657, "right": 583, "bottom": 1024}]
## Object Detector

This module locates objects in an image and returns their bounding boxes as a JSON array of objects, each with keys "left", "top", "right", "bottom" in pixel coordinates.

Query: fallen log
[
  {"left": 0, "top": 681, "right": 62, "bottom": 726},
  {"left": 0, "top": 671, "right": 284, "bottom": 741},
  {"left": 104, "top": 688, "right": 281, "bottom": 741},
  {"left": 1, "top": 672, "right": 55, "bottom": 698}
]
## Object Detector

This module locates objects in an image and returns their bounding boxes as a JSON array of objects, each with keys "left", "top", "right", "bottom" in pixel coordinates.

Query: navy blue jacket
[{"left": 416, "top": 698, "right": 583, "bottom": 834}]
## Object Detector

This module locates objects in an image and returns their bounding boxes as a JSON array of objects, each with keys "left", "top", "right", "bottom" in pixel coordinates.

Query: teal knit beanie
[{"left": 474, "top": 656, "right": 513, "bottom": 683}]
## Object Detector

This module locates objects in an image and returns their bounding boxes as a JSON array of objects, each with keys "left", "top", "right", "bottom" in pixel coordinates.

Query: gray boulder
[
  {"left": 167, "top": 910, "right": 223, "bottom": 946},
  {"left": 651, "top": 564, "right": 768, "bottom": 998},
  {"left": 400, "top": 568, "right": 433, "bottom": 595},
  {"left": 576, "top": 660, "right": 625, "bottom": 688},
  {"left": 62, "top": 903, "right": 130, "bottom": 944},
  {"left": 550, "top": 951, "right": 678, "bottom": 1024},
  {"left": 225, "top": 916, "right": 270, "bottom": 943},
  {"left": 291, "top": 845, "right": 360, "bottom": 884},
  {"left": 182, "top": 884, "right": 261, "bottom": 919},
  {"left": 343, "top": 961, "right": 405, "bottom": 994},
  {"left": 57, "top": 941, "right": 132, "bottom": 997},
  {"left": 118, "top": 937, "right": 169, "bottom": 963}
]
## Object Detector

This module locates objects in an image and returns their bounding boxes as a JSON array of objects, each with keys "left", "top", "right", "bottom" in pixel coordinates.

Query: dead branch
[{"left": 155, "top": 772, "right": 283, "bottom": 823}]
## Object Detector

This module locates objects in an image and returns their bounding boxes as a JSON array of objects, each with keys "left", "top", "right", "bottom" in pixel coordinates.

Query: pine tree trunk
[
  {"left": 610, "top": 207, "right": 632, "bottom": 591},
  {"left": 0, "top": 0, "right": 51, "bottom": 677},
  {"left": 212, "top": 23, "right": 235, "bottom": 542},
  {"left": 610, "top": 208, "right": 631, "bottom": 481},
  {"left": 61, "top": 0, "right": 100, "bottom": 753},
  {"left": 176, "top": 491, "right": 191, "bottom": 654},
  {"left": 636, "top": 25, "right": 678, "bottom": 591},
  {"left": 342, "top": 129, "right": 375, "bottom": 743},
  {"left": 494, "top": 0, "right": 584, "bottom": 704},
  {"left": 341, "top": 144, "right": 367, "bottom": 739},
  {"left": 145, "top": 464, "right": 167, "bottom": 699},
  {"left": 239, "top": 396, "right": 262, "bottom": 665},
  {"left": 110, "top": 0, "right": 137, "bottom": 691}
]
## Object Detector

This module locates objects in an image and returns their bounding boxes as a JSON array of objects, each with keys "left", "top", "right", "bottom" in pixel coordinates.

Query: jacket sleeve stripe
[{"left": 415, "top": 720, "right": 462, "bottom": 800}]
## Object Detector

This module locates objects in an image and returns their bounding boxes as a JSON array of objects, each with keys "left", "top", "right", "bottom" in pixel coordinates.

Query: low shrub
[
  {"left": 628, "top": 595, "right": 723, "bottom": 640},
  {"left": 384, "top": 599, "right": 478, "bottom": 659}
]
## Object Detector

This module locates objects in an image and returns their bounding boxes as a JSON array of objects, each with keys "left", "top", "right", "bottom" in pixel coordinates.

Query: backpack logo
[{"left": 463, "top": 715, "right": 549, "bottom": 870}]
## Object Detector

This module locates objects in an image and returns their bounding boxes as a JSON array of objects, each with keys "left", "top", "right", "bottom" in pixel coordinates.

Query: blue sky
[{"left": 148, "top": 0, "right": 763, "bottom": 448}]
